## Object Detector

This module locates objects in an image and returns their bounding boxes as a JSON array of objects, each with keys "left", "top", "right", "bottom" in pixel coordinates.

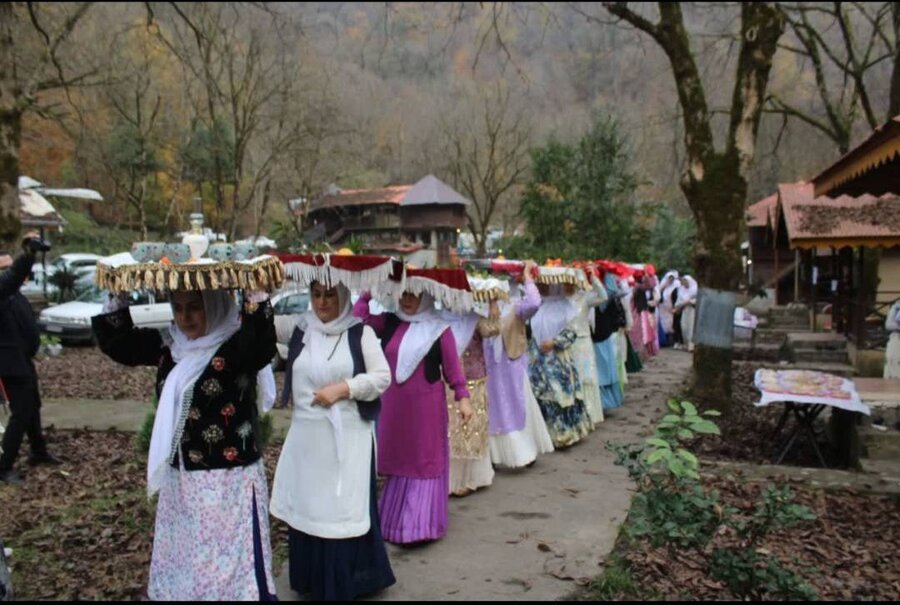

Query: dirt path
[{"left": 274, "top": 349, "right": 693, "bottom": 601}]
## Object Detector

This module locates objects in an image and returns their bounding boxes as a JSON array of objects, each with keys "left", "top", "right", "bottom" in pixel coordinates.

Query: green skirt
[{"left": 625, "top": 334, "right": 643, "bottom": 373}]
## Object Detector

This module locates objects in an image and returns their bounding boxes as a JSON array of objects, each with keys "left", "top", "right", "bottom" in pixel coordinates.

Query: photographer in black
[{"left": 0, "top": 232, "right": 61, "bottom": 486}]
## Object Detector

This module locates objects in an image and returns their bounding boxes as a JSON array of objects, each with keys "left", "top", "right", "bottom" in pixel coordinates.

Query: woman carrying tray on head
[
  {"left": 92, "top": 283, "right": 278, "bottom": 601},
  {"left": 270, "top": 279, "right": 395, "bottom": 601},
  {"left": 483, "top": 260, "right": 555, "bottom": 468},
  {"left": 528, "top": 277, "right": 593, "bottom": 449},
  {"left": 441, "top": 281, "right": 502, "bottom": 497},
  {"left": 567, "top": 266, "right": 608, "bottom": 428},
  {"left": 353, "top": 284, "right": 473, "bottom": 545}
]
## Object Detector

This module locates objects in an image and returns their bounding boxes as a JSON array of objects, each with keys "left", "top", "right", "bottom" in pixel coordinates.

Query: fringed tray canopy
[
  {"left": 374, "top": 266, "right": 474, "bottom": 313},
  {"left": 95, "top": 254, "right": 285, "bottom": 294},
  {"left": 278, "top": 253, "right": 398, "bottom": 291},
  {"left": 468, "top": 276, "right": 510, "bottom": 302},
  {"left": 535, "top": 266, "right": 589, "bottom": 290}
]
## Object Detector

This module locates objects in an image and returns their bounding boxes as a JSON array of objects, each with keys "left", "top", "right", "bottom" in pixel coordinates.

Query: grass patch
[{"left": 590, "top": 554, "right": 638, "bottom": 600}]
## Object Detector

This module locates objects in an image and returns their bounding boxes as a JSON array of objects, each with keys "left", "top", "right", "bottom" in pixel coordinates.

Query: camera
[{"left": 23, "top": 237, "right": 51, "bottom": 254}]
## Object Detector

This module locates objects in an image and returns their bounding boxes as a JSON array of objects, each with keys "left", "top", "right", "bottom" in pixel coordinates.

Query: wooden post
[
  {"left": 774, "top": 237, "right": 780, "bottom": 306},
  {"left": 811, "top": 248, "right": 817, "bottom": 332},
  {"left": 829, "top": 409, "right": 862, "bottom": 470},
  {"left": 857, "top": 247, "right": 866, "bottom": 347}
]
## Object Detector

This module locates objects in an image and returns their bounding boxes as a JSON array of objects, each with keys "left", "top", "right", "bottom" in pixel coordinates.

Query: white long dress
[
  {"left": 270, "top": 325, "right": 391, "bottom": 539},
  {"left": 885, "top": 301, "right": 900, "bottom": 379},
  {"left": 570, "top": 278, "right": 608, "bottom": 427}
]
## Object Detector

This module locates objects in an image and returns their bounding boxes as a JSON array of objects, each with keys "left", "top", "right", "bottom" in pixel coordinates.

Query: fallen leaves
[
  {"left": 603, "top": 475, "right": 900, "bottom": 601},
  {"left": 0, "top": 429, "right": 290, "bottom": 601}
]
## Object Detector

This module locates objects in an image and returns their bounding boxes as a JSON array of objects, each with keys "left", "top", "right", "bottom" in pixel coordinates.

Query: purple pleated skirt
[{"left": 378, "top": 468, "right": 449, "bottom": 545}]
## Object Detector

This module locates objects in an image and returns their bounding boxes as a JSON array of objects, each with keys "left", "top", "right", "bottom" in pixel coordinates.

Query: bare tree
[
  {"left": 442, "top": 82, "right": 531, "bottom": 256},
  {"left": 149, "top": 3, "right": 310, "bottom": 239},
  {"left": 0, "top": 2, "right": 96, "bottom": 244},
  {"left": 579, "top": 2, "right": 785, "bottom": 409},
  {"left": 769, "top": 2, "right": 895, "bottom": 153}
]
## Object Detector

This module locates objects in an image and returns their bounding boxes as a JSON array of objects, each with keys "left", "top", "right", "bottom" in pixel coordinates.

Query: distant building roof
[
  {"left": 746, "top": 193, "right": 778, "bottom": 228},
  {"left": 812, "top": 115, "right": 900, "bottom": 198},
  {"left": 778, "top": 181, "right": 900, "bottom": 249},
  {"left": 401, "top": 175, "right": 470, "bottom": 207},
  {"left": 19, "top": 188, "right": 65, "bottom": 228},
  {"left": 307, "top": 174, "right": 470, "bottom": 213},
  {"left": 309, "top": 185, "right": 412, "bottom": 212}
]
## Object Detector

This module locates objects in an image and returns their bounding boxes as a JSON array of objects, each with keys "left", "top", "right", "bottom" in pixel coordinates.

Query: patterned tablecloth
[{"left": 753, "top": 369, "right": 870, "bottom": 415}]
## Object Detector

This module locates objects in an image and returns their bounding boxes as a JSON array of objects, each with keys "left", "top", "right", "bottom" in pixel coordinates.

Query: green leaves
[{"left": 689, "top": 420, "right": 721, "bottom": 435}]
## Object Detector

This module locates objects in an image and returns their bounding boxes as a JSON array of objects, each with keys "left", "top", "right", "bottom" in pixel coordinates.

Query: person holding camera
[{"left": 0, "top": 233, "right": 61, "bottom": 486}]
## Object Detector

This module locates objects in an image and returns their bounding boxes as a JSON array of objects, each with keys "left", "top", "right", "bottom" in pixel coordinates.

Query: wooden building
[
  {"left": 303, "top": 175, "right": 469, "bottom": 266},
  {"left": 745, "top": 116, "right": 900, "bottom": 349}
]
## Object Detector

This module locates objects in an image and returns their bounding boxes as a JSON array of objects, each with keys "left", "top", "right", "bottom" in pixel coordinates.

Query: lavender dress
[
  {"left": 354, "top": 296, "right": 469, "bottom": 544},
  {"left": 484, "top": 282, "right": 554, "bottom": 467}
]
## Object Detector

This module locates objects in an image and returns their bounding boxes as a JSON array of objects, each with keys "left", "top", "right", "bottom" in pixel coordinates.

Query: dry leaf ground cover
[
  {"left": 691, "top": 363, "right": 844, "bottom": 467},
  {"left": 0, "top": 429, "right": 289, "bottom": 601},
  {"left": 586, "top": 475, "right": 900, "bottom": 601}
]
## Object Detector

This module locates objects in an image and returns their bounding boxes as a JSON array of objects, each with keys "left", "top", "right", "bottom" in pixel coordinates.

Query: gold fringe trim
[
  {"left": 471, "top": 288, "right": 510, "bottom": 303},
  {"left": 535, "top": 271, "right": 590, "bottom": 290},
  {"left": 95, "top": 256, "right": 285, "bottom": 294}
]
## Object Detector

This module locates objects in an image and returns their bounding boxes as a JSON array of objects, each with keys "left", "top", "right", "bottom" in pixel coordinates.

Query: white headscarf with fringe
[
  {"left": 149, "top": 291, "right": 241, "bottom": 496},
  {"left": 394, "top": 292, "right": 449, "bottom": 383}
]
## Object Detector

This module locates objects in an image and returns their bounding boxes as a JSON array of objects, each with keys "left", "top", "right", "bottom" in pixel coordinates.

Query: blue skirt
[
  {"left": 599, "top": 382, "right": 624, "bottom": 411},
  {"left": 657, "top": 317, "right": 671, "bottom": 348},
  {"left": 288, "top": 443, "right": 395, "bottom": 601}
]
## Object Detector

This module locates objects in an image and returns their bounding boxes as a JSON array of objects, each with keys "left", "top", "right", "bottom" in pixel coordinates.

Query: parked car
[
  {"left": 271, "top": 288, "right": 310, "bottom": 370},
  {"left": 38, "top": 286, "right": 173, "bottom": 344},
  {"left": 22, "top": 254, "right": 100, "bottom": 304},
  {"left": 50, "top": 253, "right": 101, "bottom": 280},
  {"left": 20, "top": 263, "right": 57, "bottom": 304}
]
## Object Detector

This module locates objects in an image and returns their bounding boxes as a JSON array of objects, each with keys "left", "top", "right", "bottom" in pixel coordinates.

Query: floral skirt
[{"left": 149, "top": 460, "right": 276, "bottom": 601}]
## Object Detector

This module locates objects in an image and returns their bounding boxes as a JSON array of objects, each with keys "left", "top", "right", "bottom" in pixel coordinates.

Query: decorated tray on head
[
  {"left": 467, "top": 275, "right": 510, "bottom": 302},
  {"left": 278, "top": 252, "right": 398, "bottom": 292},
  {"left": 356, "top": 262, "right": 472, "bottom": 314},
  {"left": 95, "top": 241, "right": 285, "bottom": 294},
  {"left": 535, "top": 262, "right": 589, "bottom": 289}
]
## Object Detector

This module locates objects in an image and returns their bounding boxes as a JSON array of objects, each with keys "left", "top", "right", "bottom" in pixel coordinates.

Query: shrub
[{"left": 606, "top": 399, "right": 819, "bottom": 601}]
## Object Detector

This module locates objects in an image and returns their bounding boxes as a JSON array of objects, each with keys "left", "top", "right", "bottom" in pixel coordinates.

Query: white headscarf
[
  {"left": 440, "top": 308, "right": 480, "bottom": 358},
  {"left": 295, "top": 283, "right": 361, "bottom": 494},
  {"left": 148, "top": 290, "right": 241, "bottom": 496},
  {"left": 677, "top": 276, "right": 698, "bottom": 306},
  {"left": 395, "top": 292, "right": 449, "bottom": 383},
  {"left": 530, "top": 284, "right": 577, "bottom": 345},
  {"left": 661, "top": 271, "right": 680, "bottom": 307}
]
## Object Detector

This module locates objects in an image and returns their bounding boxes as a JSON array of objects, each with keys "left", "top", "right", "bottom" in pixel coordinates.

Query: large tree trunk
[
  {"left": 603, "top": 2, "right": 783, "bottom": 411},
  {"left": 0, "top": 2, "right": 21, "bottom": 245},
  {"left": 683, "top": 153, "right": 747, "bottom": 411},
  {"left": 890, "top": 2, "right": 900, "bottom": 118}
]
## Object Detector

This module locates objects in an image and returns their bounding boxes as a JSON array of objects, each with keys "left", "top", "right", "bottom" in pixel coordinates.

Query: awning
[{"left": 812, "top": 116, "right": 900, "bottom": 198}]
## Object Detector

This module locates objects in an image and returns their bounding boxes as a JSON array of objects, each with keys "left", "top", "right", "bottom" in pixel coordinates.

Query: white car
[
  {"left": 50, "top": 253, "right": 101, "bottom": 279},
  {"left": 271, "top": 288, "right": 310, "bottom": 369},
  {"left": 38, "top": 286, "right": 173, "bottom": 344}
]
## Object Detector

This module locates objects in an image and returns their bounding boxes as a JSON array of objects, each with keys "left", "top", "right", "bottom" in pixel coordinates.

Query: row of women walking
[
  {"left": 89, "top": 260, "right": 692, "bottom": 602},
  {"left": 630, "top": 268, "right": 699, "bottom": 358}
]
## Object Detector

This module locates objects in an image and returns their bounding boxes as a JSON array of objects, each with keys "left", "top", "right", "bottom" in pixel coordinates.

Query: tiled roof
[
  {"left": 778, "top": 181, "right": 900, "bottom": 248},
  {"left": 308, "top": 175, "right": 470, "bottom": 213},
  {"left": 310, "top": 185, "right": 412, "bottom": 211},
  {"left": 812, "top": 115, "right": 900, "bottom": 197},
  {"left": 746, "top": 193, "right": 777, "bottom": 227},
  {"left": 401, "top": 175, "right": 470, "bottom": 206}
]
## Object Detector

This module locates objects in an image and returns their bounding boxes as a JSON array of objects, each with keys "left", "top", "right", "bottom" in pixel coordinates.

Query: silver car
[{"left": 38, "top": 287, "right": 173, "bottom": 344}]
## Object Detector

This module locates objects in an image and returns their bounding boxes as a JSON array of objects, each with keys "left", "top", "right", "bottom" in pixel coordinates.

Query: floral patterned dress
[
  {"left": 150, "top": 457, "right": 275, "bottom": 600},
  {"left": 527, "top": 327, "right": 593, "bottom": 448}
]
